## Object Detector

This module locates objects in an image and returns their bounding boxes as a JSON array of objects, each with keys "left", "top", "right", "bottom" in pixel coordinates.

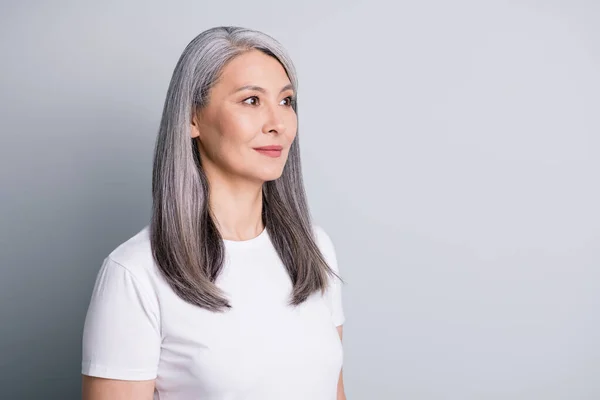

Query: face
[{"left": 191, "top": 50, "right": 298, "bottom": 184}]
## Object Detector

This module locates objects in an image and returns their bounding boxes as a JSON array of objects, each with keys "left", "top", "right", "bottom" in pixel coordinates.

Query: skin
[
  {"left": 337, "top": 325, "right": 347, "bottom": 400},
  {"left": 82, "top": 49, "right": 346, "bottom": 399}
]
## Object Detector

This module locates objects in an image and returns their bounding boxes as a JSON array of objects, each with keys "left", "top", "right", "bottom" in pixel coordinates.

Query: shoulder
[
  {"left": 102, "top": 225, "right": 160, "bottom": 286},
  {"left": 312, "top": 224, "right": 339, "bottom": 271},
  {"left": 108, "top": 225, "right": 152, "bottom": 264},
  {"left": 312, "top": 224, "right": 334, "bottom": 250}
]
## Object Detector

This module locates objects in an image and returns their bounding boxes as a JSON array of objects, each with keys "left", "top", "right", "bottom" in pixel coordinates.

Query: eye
[
  {"left": 281, "top": 96, "right": 295, "bottom": 107},
  {"left": 243, "top": 96, "right": 259, "bottom": 106},
  {"left": 242, "top": 95, "right": 295, "bottom": 107}
]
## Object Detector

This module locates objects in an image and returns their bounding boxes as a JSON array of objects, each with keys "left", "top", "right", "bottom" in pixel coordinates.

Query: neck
[{"left": 205, "top": 168, "right": 265, "bottom": 242}]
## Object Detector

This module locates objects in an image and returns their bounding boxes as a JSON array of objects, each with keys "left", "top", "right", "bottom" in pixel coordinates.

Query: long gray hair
[{"left": 150, "top": 26, "right": 340, "bottom": 312}]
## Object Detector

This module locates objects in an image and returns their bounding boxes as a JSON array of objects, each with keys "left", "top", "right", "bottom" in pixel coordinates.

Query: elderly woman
[{"left": 81, "top": 26, "right": 347, "bottom": 400}]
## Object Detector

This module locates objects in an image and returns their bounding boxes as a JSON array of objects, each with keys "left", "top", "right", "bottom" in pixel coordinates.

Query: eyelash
[{"left": 243, "top": 96, "right": 295, "bottom": 107}]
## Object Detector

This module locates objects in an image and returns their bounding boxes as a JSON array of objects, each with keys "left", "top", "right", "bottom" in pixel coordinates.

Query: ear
[{"left": 190, "top": 111, "right": 200, "bottom": 139}]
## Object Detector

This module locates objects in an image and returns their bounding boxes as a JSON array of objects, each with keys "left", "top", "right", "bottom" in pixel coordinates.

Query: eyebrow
[{"left": 231, "top": 83, "right": 295, "bottom": 95}]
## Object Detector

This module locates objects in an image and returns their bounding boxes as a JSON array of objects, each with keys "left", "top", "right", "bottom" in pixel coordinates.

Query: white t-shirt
[{"left": 82, "top": 224, "right": 345, "bottom": 400}]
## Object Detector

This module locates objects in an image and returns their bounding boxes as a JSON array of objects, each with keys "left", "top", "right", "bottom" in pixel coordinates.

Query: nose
[{"left": 262, "top": 104, "right": 286, "bottom": 135}]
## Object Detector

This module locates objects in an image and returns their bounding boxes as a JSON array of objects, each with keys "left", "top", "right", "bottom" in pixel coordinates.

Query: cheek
[
  {"left": 217, "top": 109, "right": 259, "bottom": 144},
  {"left": 211, "top": 115, "right": 251, "bottom": 158},
  {"left": 285, "top": 112, "right": 298, "bottom": 142},
  {"left": 213, "top": 112, "right": 260, "bottom": 169}
]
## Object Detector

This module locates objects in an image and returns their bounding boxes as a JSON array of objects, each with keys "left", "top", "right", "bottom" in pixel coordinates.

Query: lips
[
  {"left": 253, "top": 145, "right": 283, "bottom": 158},
  {"left": 253, "top": 145, "right": 283, "bottom": 151}
]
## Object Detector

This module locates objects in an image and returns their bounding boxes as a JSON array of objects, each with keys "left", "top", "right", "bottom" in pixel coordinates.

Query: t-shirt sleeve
[
  {"left": 315, "top": 226, "right": 346, "bottom": 327},
  {"left": 82, "top": 256, "right": 161, "bottom": 380}
]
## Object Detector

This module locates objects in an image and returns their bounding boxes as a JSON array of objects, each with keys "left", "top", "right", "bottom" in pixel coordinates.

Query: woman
[{"left": 81, "top": 26, "right": 347, "bottom": 400}]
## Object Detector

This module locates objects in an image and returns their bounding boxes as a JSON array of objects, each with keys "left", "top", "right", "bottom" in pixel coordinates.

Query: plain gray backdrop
[{"left": 1, "top": 0, "right": 599, "bottom": 398}]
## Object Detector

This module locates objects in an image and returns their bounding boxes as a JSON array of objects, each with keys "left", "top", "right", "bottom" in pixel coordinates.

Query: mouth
[{"left": 253, "top": 146, "right": 283, "bottom": 158}]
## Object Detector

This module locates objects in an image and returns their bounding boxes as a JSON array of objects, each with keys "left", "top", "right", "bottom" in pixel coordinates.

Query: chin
[{"left": 254, "top": 168, "right": 285, "bottom": 183}]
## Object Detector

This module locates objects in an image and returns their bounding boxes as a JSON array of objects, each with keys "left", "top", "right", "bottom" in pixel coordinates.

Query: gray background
[{"left": 1, "top": 0, "right": 599, "bottom": 398}]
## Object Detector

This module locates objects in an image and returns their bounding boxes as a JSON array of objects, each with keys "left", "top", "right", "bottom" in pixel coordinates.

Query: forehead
[{"left": 217, "top": 50, "right": 292, "bottom": 91}]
